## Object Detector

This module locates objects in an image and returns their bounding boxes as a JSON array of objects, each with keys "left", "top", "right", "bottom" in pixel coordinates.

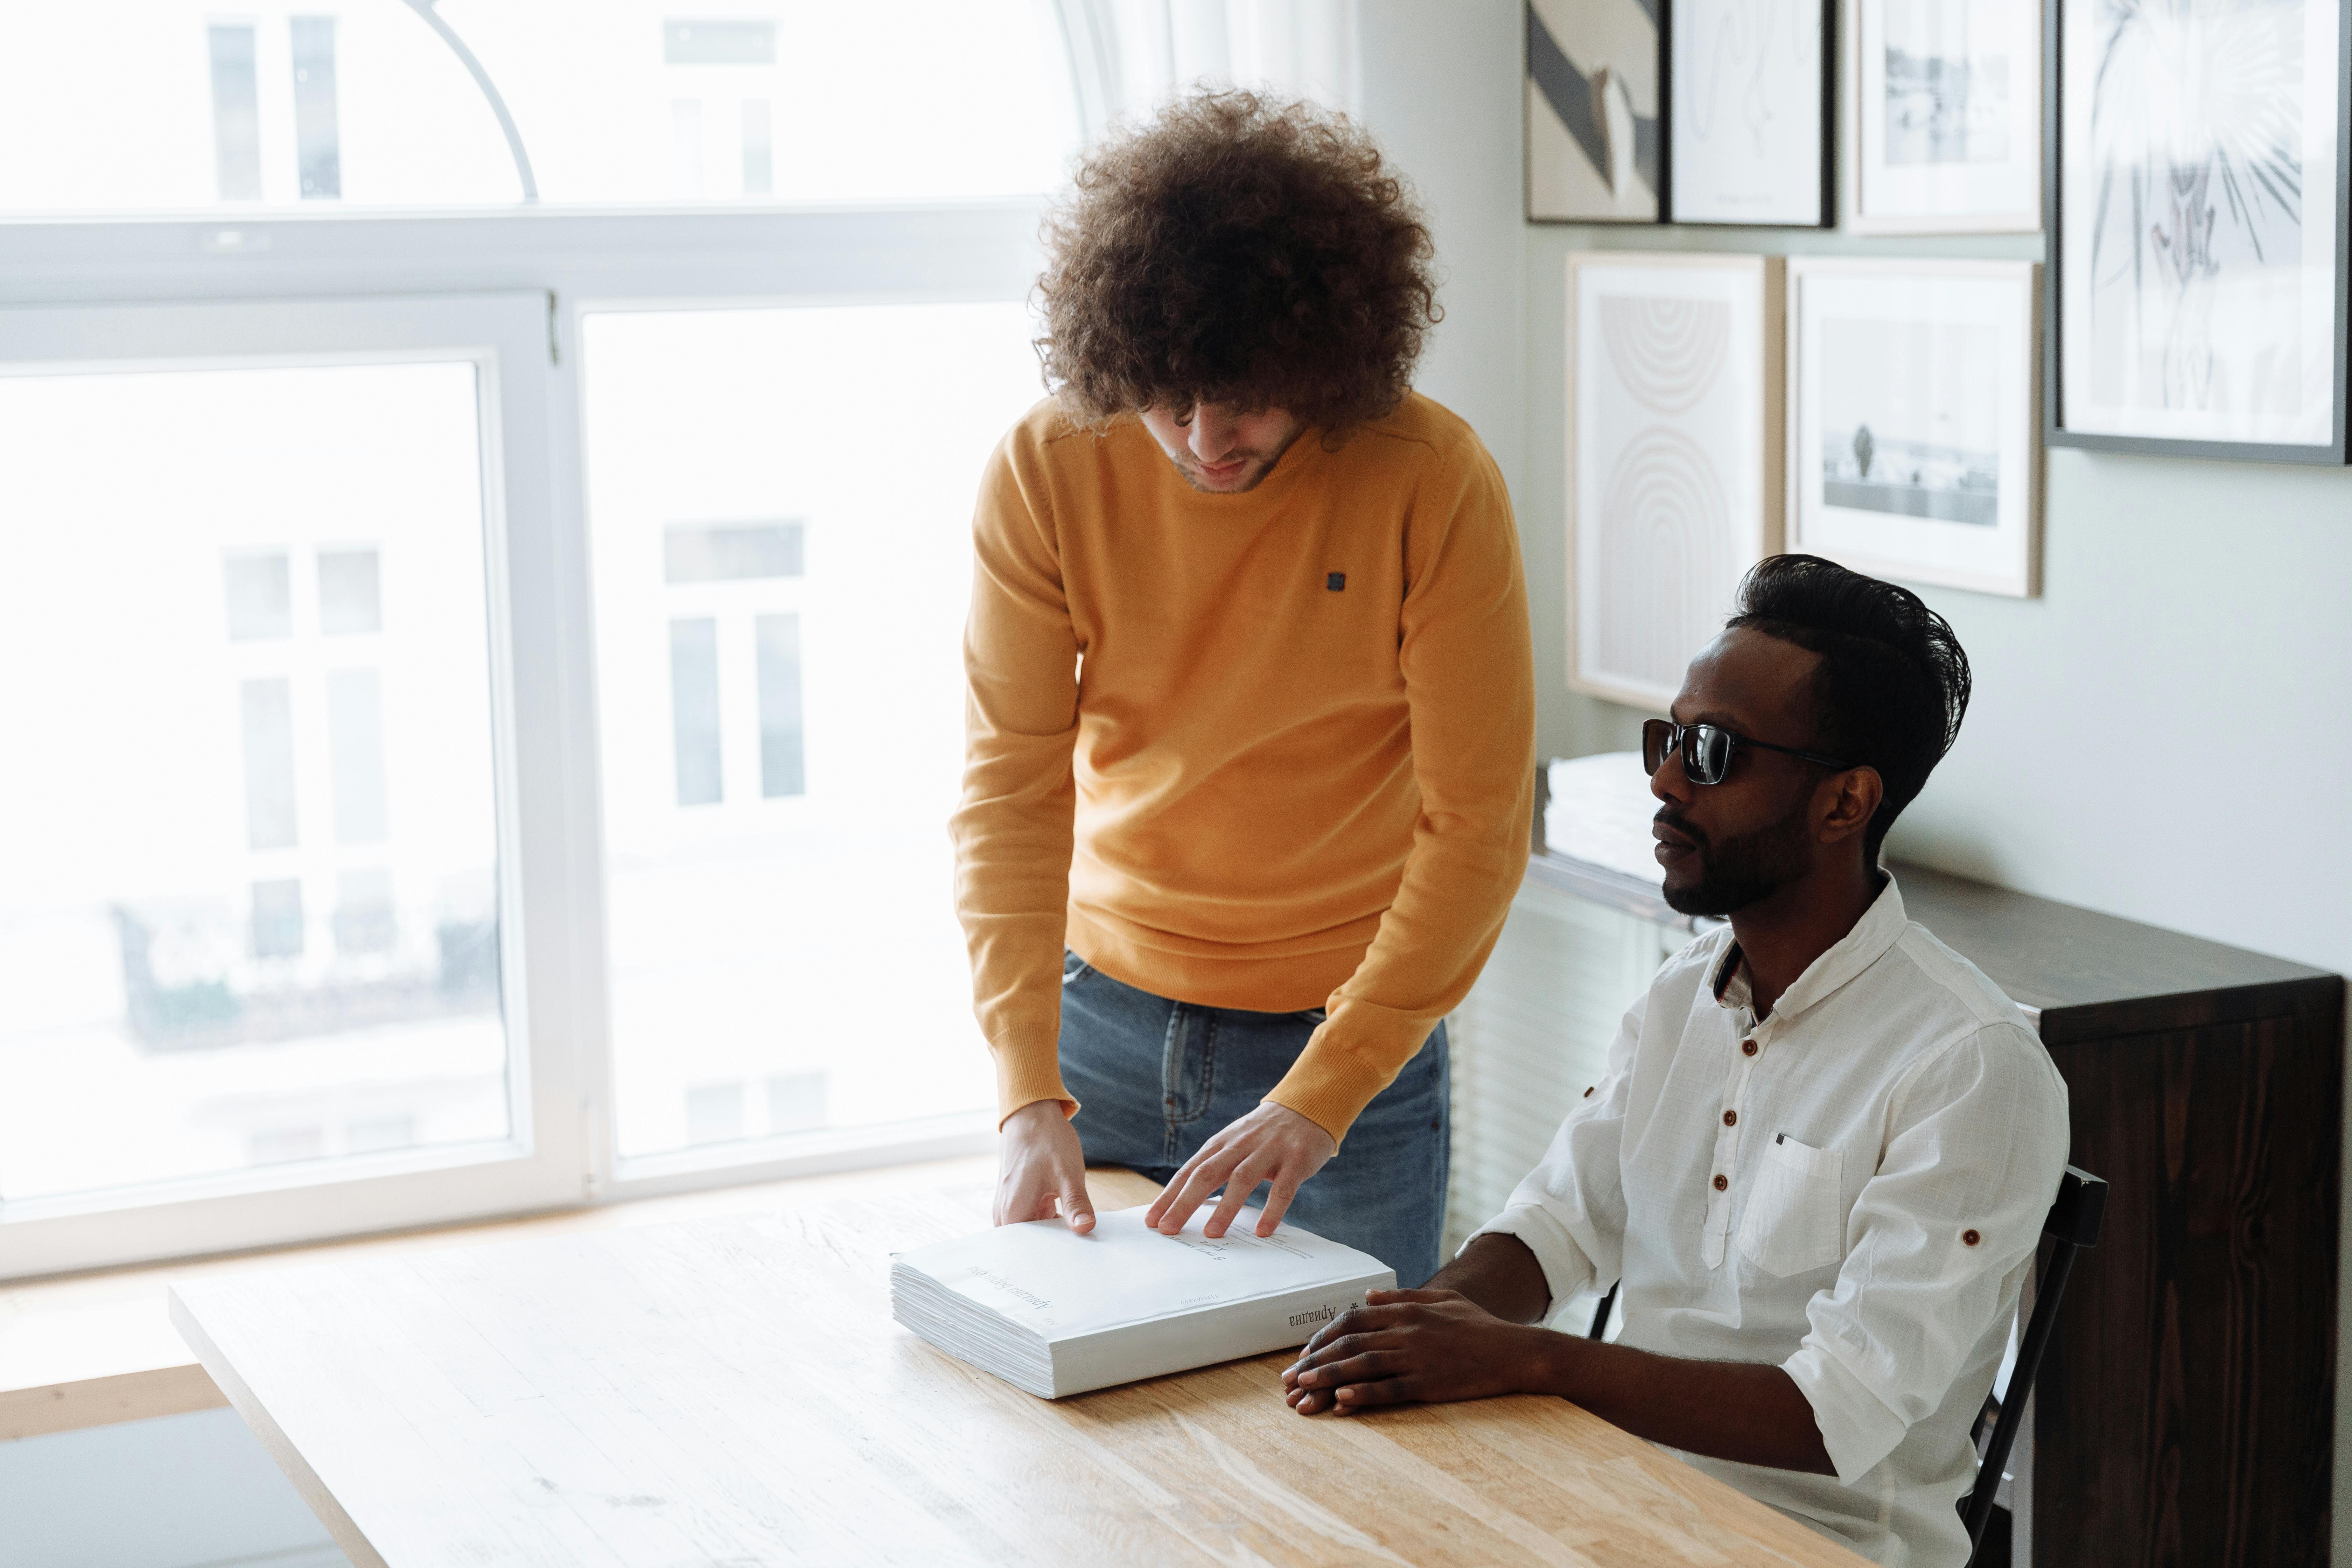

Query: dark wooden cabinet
[
  {"left": 1525, "top": 851, "right": 2345, "bottom": 1565},
  {"left": 1896, "top": 864, "right": 2343, "bottom": 1568}
]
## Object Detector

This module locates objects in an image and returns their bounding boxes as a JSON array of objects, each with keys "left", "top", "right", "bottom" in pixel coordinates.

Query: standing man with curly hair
[{"left": 951, "top": 91, "right": 1534, "bottom": 1287}]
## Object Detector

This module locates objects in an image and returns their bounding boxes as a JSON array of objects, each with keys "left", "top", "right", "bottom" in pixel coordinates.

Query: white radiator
[{"left": 1444, "top": 875, "right": 1689, "bottom": 1325}]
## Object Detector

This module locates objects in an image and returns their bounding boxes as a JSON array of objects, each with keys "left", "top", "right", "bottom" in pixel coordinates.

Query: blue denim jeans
[{"left": 1057, "top": 952, "right": 1450, "bottom": 1287}]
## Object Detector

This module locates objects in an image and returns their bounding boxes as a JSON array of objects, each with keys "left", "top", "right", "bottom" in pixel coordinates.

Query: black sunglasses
[{"left": 1643, "top": 719, "right": 1854, "bottom": 786}]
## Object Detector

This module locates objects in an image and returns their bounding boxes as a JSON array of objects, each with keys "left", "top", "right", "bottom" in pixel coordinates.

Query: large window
[
  {"left": 0, "top": 2, "right": 1354, "bottom": 1278},
  {"left": 582, "top": 302, "right": 1038, "bottom": 1172},
  {"left": 0, "top": 1, "right": 1074, "bottom": 214},
  {"left": 0, "top": 358, "right": 507, "bottom": 1202}
]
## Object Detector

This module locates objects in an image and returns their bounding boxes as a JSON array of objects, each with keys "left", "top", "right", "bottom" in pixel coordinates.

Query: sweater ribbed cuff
[{"left": 993, "top": 1042, "right": 1077, "bottom": 1129}]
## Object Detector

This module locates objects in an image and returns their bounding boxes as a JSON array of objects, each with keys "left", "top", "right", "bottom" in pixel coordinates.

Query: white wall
[
  {"left": 1357, "top": 2, "right": 2352, "bottom": 1558},
  {"left": 1354, "top": 0, "right": 1528, "bottom": 509}
]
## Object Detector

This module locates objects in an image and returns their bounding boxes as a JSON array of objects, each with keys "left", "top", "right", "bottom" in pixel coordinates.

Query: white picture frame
[
  {"left": 1668, "top": 0, "right": 1831, "bottom": 226},
  {"left": 1845, "top": 0, "right": 2042, "bottom": 234},
  {"left": 2051, "top": 0, "right": 2351, "bottom": 461},
  {"left": 1787, "top": 257, "right": 2041, "bottom": 599},
  {"left": 1568, "top": 252, "right": 1785, "bottom": 710}
]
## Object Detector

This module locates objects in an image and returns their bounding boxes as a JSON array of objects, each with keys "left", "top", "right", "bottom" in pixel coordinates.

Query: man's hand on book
[
  {"left": 1145, "top": 1101, "right": 1337, "bottom": 1240},
  {"left": 994, "top": 1100, "right": 1096, "bottom": 1232},
  {"left": 1280, "top": 1289, "right": 1553, "bottom": 1415}
]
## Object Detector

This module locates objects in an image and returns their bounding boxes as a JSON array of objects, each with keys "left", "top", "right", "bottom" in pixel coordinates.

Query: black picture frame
[
  {"left": 2045, "top": 0, "right": 2352, "bottom": 464},
  {"left": 1662, "top": 0, "right": 1834, "bottom": 230},
  {"left": 1524, "top": 0, "right": 1672, "bottom": 225}
]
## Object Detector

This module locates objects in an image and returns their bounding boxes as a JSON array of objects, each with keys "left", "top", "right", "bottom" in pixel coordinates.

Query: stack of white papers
[
  {"left": 891, "top": 1207, "right": 1394, "bottom": 1399},
  {"left": 1545, "top": 751, "right": 1665, "bottom": 885}
]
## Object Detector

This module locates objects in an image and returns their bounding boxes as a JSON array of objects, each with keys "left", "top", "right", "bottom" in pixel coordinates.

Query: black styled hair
[{"left": 1726, "top": 554, "right": 1972, "bottom": 863}]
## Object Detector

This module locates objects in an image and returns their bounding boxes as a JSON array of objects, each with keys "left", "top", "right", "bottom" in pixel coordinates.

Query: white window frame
[{"left": 0, "top": 203, "right": 1043, "bottom": 1278}]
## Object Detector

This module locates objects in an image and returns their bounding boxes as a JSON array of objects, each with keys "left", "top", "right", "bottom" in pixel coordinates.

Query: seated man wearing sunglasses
[{"left": 1281, "top": 554, "right": 2068, "bottom": 1568}]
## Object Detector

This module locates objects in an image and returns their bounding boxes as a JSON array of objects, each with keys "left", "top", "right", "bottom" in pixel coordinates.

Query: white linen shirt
[{"left": 1469, "top": 877, "right": 2068, "bottom": 1568}]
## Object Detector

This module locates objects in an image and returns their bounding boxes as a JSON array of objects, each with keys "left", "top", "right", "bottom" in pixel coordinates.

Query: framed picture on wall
[
  {"left": 1667, "top": 0, "right": 1831, "bottom": 226},
  {"left": 2051, "top": 0, "right": 2351, "bottom": 462},
  {"left": 1846, "top": 0, "right": 2041, "bottom": 233},
  {"left": 1787, "top": 257, "right": 2040, "bottom": 598},
  {"left": 1568, "top": 252, "right": 1784, "bottom": 710},
  {"left": 1525, "top": 0, "right": 1666, "bottom": 222}
]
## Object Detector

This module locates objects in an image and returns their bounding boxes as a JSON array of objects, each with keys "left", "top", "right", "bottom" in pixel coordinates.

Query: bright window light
[
  {"left": 582, "top": 301, "right": 1041, "bottom": 1161},
  {"left": 0, "top": 1, "right": 1077, "bottom": 213},
  {"left": 0, "top": 361, "right": 510, "bottom": 1202}
]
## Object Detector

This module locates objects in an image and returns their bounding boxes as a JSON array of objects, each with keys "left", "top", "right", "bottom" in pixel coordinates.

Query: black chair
[
  {"left": 1585, "top": 1279, "right": 1617, "bottom": 1340},
  {"left": 1960, "top": 1164, "right": 2107, "bottom": 1564},
  {"left": 1576, "top": 1164, "right": 2108, "bottom": 1568}
]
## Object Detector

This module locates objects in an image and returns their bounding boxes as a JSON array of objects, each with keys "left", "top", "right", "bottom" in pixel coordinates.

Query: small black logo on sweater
[{"left": 1326, "top": 572, "right": 1346, "bottom": 592}]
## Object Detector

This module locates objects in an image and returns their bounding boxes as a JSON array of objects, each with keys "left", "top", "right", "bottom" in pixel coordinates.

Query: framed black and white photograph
[
  {"left": 2052, "top": 0, "right": 2351, "bottom": 461},
  {"left": 1847, "top": 0, "right": 2041, "bottom": 233},
  {"left": 1667, "top": 0, "right": 1832, "bottom": 226},
  {"left": 1525, "top": 0, "right": 1666, "bottom": 222},
  {"left": 1788, "top": 258, "right": 2040, "bottom": 598}
]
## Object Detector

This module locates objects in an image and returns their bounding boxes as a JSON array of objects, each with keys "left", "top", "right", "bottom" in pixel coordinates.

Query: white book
[{"left": 890, "top": 1206, "right": 1394, "bottom": 1399}]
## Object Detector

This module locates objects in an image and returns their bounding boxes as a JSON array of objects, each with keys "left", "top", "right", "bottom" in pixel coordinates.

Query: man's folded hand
[{"left": 1281, "top": 1288, "right": 1558, "bottom": 1415}]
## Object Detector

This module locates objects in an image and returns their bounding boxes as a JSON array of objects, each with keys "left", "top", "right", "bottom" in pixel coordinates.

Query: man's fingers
[
  {"left": 1155, "top": 1155, "right": 1236, "bottom": 1234},
  {"left": 1144, "top": 1148, "right": 1204, "bottom": 1226},
  {"left": 1202, "top": 1158, "right": 1268, "bottom": 1239},
  {"left": 1291, "top": 1350, "right": 1406, "bottom": 1388},
  {"left": 1288, "top": 1309, "right": 1402, "bottom": 1371},
  {"left": 1291, "top": 1311, "right": 1415, "bottom": 1365},
  {"left": 1146, "top": 1144, "right": 1218, "bottom": 1228},
  {"left": 1060, "top": 1180, "right": 1097, "bottom": 1233},
  {"left": 1333, "top": 1377, "right": 1415, "bottom": 1412},
  {"left": 1254, "top": 1178, "right": 1301, "bottom": 1234}
]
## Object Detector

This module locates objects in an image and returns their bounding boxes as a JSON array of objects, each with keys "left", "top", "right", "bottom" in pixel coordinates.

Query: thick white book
[{"left": 890, "top": 1206, "right": 1394, "bottom": 1399}]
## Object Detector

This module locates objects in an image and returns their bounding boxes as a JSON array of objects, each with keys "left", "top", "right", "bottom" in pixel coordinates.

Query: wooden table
[{"left": 172, "top": 1169, "right": 1864, "bottom": 1567}]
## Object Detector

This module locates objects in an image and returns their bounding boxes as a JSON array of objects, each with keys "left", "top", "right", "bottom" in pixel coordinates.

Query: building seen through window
[
  {"left": 586, "top": 302, "right": 1037, "bottom": 1159},
  {"left": 0, "top": 1, "right": 1074, "bottom": 213},
  {"left": 0, "top": 361, "right": 510, "bottom": 1200}
]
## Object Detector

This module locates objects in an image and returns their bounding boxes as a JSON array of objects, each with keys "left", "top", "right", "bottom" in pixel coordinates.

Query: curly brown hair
[{"left": 1036, "top": 90, "right": 1441, "bottom": 432}]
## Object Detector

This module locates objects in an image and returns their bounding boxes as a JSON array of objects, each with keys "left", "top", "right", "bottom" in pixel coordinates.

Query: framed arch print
[{"left": 1567, "top": 251, "right": 1785, "bottom": 710}]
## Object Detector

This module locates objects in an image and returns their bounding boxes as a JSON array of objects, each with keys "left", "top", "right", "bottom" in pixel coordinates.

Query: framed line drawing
[
  {"left": 1526, "top": 0, "right": 1667, "bottom": 223},
  {"left": 2051, "top": 0, "right": 2352, "bottom": 462},
  {"left": 1788, "top": 257, "right": 2041, "bottom": 598},
  {"left": 1568, "top": 252, "right": 1785, "bottom": 710},
  {"left": 1667, "top": 0, "right": 1832, "bottom": 226},
  {"left": 1846, "top": 0, "right": 2041, "bottom": 233}
]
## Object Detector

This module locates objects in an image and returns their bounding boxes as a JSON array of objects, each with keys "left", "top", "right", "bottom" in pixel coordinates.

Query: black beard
[{"left": 1659, "top": 797, "right": 1814, "bottom": 916}]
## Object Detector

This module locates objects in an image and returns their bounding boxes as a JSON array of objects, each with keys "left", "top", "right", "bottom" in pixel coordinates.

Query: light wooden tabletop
[{"left": 171, "top": 1168, "right": 1864, "bottom": 1567}]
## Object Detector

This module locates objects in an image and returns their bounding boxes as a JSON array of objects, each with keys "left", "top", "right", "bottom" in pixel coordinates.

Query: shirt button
[
  {"left": 1722, "top": 1110, "right": 1737, "bottom": 1126},
  {"left": 1741, "top": 1039, "right": 1758, "bottom": 1057},
  {"left": 1712, "top": 1174, "right": 1728, "bottom": 1192},
  {"left": 1962, "top": 1228, "right": 1982, "bottom": 1247}
]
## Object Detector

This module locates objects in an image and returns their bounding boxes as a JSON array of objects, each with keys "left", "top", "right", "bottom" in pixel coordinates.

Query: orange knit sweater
[{"left": 951, "top": 394, "right": 1535, "bottom": 1142}]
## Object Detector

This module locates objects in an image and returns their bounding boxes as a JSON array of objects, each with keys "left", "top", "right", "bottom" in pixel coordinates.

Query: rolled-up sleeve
[
  {"left": 1784, "top": 1022, "right": 2070, "bottom": 1484},
  {"left": 1463, "top": 993, "right": 1644, "bottom": 1315}
]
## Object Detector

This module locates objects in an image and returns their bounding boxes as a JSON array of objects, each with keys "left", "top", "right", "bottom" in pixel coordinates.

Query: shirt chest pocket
[{"left": 1736, "top": 1135, "right": 1848, "bottom": 1277}]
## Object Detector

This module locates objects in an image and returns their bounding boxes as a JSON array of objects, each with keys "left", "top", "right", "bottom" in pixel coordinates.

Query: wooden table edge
[
  {"left": 169, "top": 1282, "right": 389, "bottom": 1568},
  {"left": 0, "top": 1361, "right": 225, "bottom": 1442}
]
